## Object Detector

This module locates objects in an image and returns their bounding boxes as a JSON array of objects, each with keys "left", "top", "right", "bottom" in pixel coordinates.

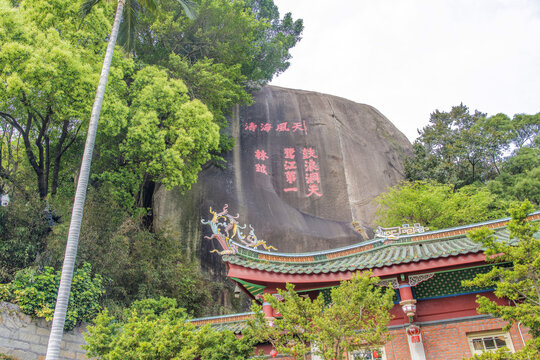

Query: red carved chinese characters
[
  {"left": 243, "top": 120, "right": 307, "bottom": 135},
  {"left": 276, "top": 122, "right": 290, "bottom": 132},
  {"left": 303, "top": 147, "right": 322, "bottom": 197},
  {"left": 292, "top": 122, "right": 305, "bottom": 133},
  {"left": 255, "top": 149, "right": 269, "bottom": 176},
  {"left": 283, "top": 148, "right": 298, "bottom": 192},
  {"left": 306, "top": 184, "right": 322, "bottom": 197},
  {"left": 260, "top": 123, "right": 272, "bottom": 132},
  {"left": 285, "top": 171, "right": 297, "bottom": 184},
  {"left": 284, "top": 161, "right": 297, "bottom": 170},
  {"left": 255, "top": 163, "right": 268, "bottom": 175},
  {"left": 304, "top": 158, "right": 319, "bottom": 172},
  {"left": 305, "top": 172, "right": 320, "bottom": 184},
  {"left": 244, "top": 122, "right": 257, "bottom": 132},
  {"left": 244, "top": 120, "right": 322, "bottom": 198},
  {"left": 302, "top": 147, "right": 318, "bottom": 159},
  {"left": 283, "top": 148, "right": 295, "bottom": 159},
  {"left": 255, "top": 149, "right": 269, "bottom": 161}
]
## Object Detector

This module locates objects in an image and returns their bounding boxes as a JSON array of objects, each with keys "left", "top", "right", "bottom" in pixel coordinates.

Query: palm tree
[{"left": 45, "top": 1, "right": 196, "bottom": 359}]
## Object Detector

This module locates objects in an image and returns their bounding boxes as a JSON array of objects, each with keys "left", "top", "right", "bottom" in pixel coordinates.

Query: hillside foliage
[
  {"left": 375, "top": 104, "right": 539, "bottom": 229},
  {"left": 464, "top": 201, "right": 540, "bottom": 359},
  {"left": 0, "top": 0, "right": 302, "bottom": 319}
]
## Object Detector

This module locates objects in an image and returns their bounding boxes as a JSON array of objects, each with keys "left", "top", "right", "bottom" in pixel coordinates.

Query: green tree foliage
[
  {"left": 248, "top": 283, "right": 320, "bottom": 359},
  {"left": 134, "top": 0, "right": 302, "bottom": 153},
  {"left": 84, "top": 297, "right": 254, "bottom": 360},
  {"left": 0, "top": 0, "right": 304, "bottom": 318},
  {"left": 1, "top": 0, "right": 301, "bottom": 205},
  {"left": 136, "top": 0, "right": 302, "bottom": 86},
  {"left": 0, "top": 191, "right": 49, "bottom": 282},
  {"left": 463, "top": 201, "right": 540, "bottom": 359},
  {"left": 0, "top": 263, "right": 104, "bottom": 330},
  {"left": 487, "top": 147, "right": 540, "bottom": 205},
  {"left": 406, "top": 104, "right": 494, "bottom": 187},
  {"left": 374, "top": 181, "right": 507, "bottom": 230},
  {"left": 246, "top": 272, "right": 394, "bottom": 360},
  {"left": 0, "top": 0, "right": 124, "bottom": 199},
  {"left": 0, "top": 354, "right": 17, "bottom": 360},
  {"left": 406, "top": 104, "right": 539, "bottom": 193},
  {"left": 95, "top": 65, "right": 220, "bottom": 205},
  {"left": 379, "top": 105, "right": 539, "bottom": 231},
  {"left": 45, "top": 188, "right": 216, "bottom": 317}
]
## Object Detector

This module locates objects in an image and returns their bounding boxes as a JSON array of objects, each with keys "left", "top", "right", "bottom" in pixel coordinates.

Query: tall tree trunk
[
  {"left": 45, "top": 2, "right": 125, "bottom": 359},
  {"left": 51, "top": 120, "right": 71, "bottom": 196}
]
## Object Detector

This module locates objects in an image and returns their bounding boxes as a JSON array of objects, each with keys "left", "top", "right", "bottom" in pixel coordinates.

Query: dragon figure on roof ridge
[{"left": 201, "top": 204, "right": 277, "bottom": 255}]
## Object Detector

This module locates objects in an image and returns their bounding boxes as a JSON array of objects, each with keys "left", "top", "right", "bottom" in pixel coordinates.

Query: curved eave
[
  {"left": 228, "top": 212, "right": 540, "bottom": 262},
  {"left": 223, "top": 236, "right": 486, "bottom": 274},
  {"left": 227, "top": 252, "right": 488, "bottom": 285}
]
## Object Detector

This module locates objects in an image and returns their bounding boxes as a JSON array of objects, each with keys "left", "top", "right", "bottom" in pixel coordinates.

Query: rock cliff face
[{"left": 153, "top": 86, "right": 411, "bottom": 270}]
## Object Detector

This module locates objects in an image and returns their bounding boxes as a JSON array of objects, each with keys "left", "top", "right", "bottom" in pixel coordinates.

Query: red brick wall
[
  {"left": 384, "top": 318, "right": 530, "bottom": 360},
  {"left": 384, "top": 328, "right": 410, "bottom": 360}
]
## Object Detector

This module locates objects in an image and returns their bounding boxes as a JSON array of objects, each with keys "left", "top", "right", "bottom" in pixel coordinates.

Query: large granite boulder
[{"left": 153, "top": 86, "right": 412, "bottom": 266}]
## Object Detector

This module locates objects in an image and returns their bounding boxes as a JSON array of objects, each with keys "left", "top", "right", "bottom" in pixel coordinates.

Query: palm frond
[
  {"left": 80, "top": 0, "right": 102, "bottom": 17},
  {"left": 118, "top": 0, "right": 140, "bottom": 52},
  {"left": 177, "top": 0, "right": 198, "bottom": 20},
  {"left": 139, "top": 0, "right": 160, "bottom": 12}
]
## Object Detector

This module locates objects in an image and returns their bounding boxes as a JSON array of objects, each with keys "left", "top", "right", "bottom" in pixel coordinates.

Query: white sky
[{"left": 270, "top": 0, "right": 540, "bottom": 142}]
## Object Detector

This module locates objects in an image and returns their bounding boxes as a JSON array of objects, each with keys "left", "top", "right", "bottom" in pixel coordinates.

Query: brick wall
[
  {"left": 0, "top": 302, "right": 87, "bottom": 360},
  {"left": 384, "top": 317, "right": 531, "bottom": 360}
]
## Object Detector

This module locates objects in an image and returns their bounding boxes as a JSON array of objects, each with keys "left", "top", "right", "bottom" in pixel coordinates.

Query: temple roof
[{"left": 222, "top": 212, "right": 540, "bottom": 275}]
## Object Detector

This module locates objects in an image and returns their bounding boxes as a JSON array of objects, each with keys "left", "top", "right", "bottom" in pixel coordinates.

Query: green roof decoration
[{"left": 375, "top": 223, "right": 430, "bottom": 238}]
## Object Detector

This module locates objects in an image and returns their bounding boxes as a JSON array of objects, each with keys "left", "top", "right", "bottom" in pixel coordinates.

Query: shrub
[
  {"left": 2, "top": 263, "right": 104, "bottom": 330},
  {"left": 84, "top": 297, "right": 254, "bottom": 360}
]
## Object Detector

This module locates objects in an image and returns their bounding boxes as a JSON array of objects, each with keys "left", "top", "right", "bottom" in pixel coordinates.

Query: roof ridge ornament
[
  {"left": 375, "top": 223, "right": 430, "bottom": 239},
  {"left": 201, "top": 204, "right": 277, "bottom": 256}
]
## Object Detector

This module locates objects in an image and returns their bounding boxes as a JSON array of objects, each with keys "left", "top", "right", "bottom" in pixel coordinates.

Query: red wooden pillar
[
  {"left": 398, "top": 277, "right": 425, "bottom": 360},
  {"left": 398, "top": 281, "right": 417, "bottom": 320}
]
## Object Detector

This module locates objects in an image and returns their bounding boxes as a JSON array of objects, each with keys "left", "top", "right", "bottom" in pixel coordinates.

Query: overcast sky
[{"left": 269, "top": 0, "right": 540, "bottom": 142}]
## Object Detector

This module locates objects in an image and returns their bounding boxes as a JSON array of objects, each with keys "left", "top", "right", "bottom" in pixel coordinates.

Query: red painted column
[
  {"left": 398, "top": 278, "right": 426, "bottom": 360},
  {"left": 262, "top": 300, "right": 274, "bottom": 319},
  {"left": 398, "top": 282, "right": 413, "bottom": 301},
  {"left": 398, "top": 280, "right": 417, "bottom": 320},
  {"left": 258, "top": 291, "right": 275, "bottom": 320}
]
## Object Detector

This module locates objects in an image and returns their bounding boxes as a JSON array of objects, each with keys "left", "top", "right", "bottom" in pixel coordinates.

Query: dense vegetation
[
  {"left": 0, "top": 263, "right": 103, "bottom": 330},
  {"left": 375, "top": 104, "right": 539, "bottom": 229},
  {"left": 464, "top": 201, "right": 539, "bottom": 359},
  {"left": 0, "top": 0, "right": 302, "bottom": 317},
  {"left": 84, "top": 297, "right": 256, "bottom": 360},
  {"left": 246, "top": 272, "right": 394, "bottom": 360}
]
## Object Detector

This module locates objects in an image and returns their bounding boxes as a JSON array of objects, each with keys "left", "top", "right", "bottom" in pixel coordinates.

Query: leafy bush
[
  {"left": 2, "top": 263, "right": 104, "bottom": 330},
  {"left": 374, "top": 181, "right": 508, "bottom": 230},
  {"left": 84, "top": 297, "right": 254, "bottom": 360}
]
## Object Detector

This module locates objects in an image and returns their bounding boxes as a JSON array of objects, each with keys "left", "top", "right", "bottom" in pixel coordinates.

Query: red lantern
[
  {"left": 407, "top": 324, "right": 422, "bottom": 343},
  {"left": 270, "top": 349, "right": 278, "bottom": 358},
  {"left": 372, "top": 350, "right": 380, "bottom": 359}
]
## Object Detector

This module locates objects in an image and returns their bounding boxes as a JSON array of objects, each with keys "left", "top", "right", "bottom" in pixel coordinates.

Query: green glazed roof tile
[{"left": 223, "top": 217, "right": 540, "bottom": 275}]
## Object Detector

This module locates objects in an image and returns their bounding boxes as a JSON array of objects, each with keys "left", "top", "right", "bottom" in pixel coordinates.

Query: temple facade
[{"left": 193, "top": 211, "right": 539, "bottom": 359}]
